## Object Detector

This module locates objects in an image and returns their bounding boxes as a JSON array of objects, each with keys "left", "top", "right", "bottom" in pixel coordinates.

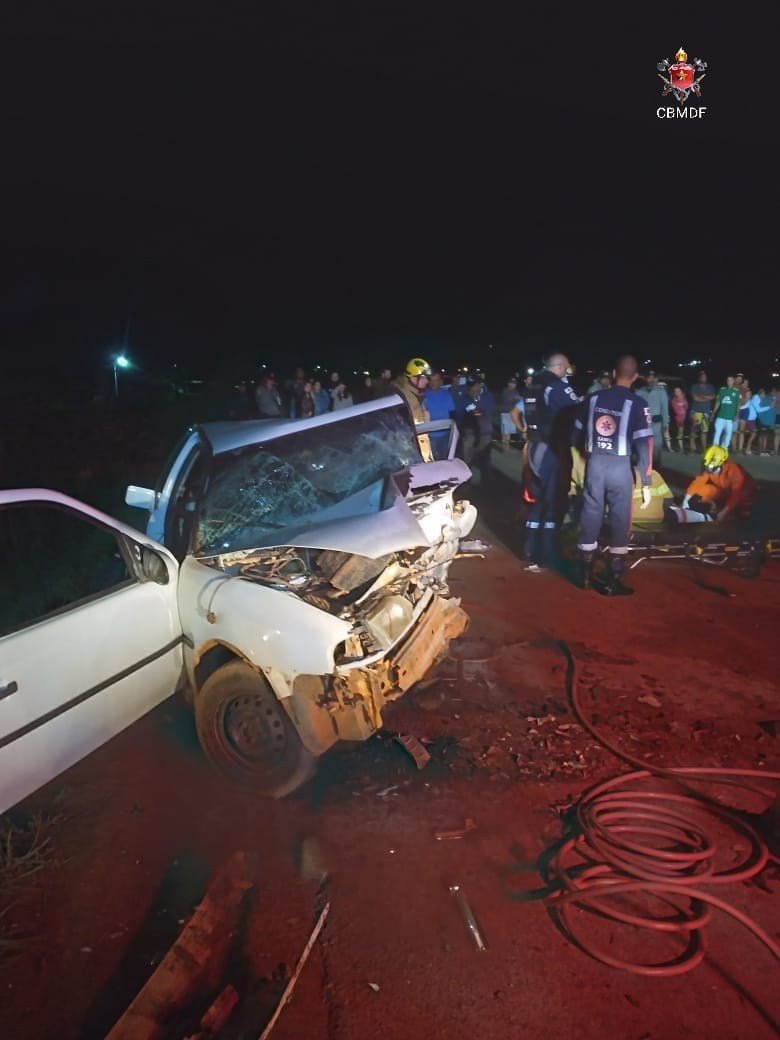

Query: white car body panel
[
  {"left": 178, "top": 556, "right": 353, "bottom": 696},
  {"left": 0, "top": 489, "right": 183, "bottom": 815}
]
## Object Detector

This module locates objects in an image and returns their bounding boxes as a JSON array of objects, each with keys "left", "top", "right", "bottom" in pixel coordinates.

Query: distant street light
[{"left": 113, "top": 353, "right": 130, "bottom": 397}]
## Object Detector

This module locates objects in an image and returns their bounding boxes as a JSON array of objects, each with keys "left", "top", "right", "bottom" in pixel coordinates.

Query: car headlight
[{"left": 363, "top": 595, "right": 413, "bottom": 650}]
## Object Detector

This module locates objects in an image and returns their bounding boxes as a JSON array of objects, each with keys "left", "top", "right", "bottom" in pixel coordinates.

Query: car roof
[{"left": 199, "top": 393, "right": 404, "bottom": 455}]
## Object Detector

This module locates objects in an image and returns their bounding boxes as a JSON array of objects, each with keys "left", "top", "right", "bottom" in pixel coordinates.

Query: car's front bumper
[
  {"left": 284, "top": 595, "right": 468, "bottom": 751},
  {"left": 329, "top": 594, "right": 468, "bottom": 739}
]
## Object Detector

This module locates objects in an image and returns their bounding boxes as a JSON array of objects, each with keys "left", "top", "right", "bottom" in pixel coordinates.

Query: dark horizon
[{"left": 1, "top": 6, "right": 778, "bottom": 383}]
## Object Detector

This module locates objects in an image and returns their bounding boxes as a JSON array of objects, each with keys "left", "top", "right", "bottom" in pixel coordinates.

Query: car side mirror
[
  {"left": 126, "top": 485, "right": 156, "bottom": 511},
  {"left": 142, "top": 547, "right": 169, "bottom": 585}
]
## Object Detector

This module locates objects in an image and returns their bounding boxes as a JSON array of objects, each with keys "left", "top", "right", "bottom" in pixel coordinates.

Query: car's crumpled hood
[{"left": 199, "top": 459, "right": 471, "bottom": 559}]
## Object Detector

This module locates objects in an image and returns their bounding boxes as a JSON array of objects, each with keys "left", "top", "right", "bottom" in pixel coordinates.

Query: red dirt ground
[{"left": 2, "top": 518, "right": 779, "bottom": 1040}]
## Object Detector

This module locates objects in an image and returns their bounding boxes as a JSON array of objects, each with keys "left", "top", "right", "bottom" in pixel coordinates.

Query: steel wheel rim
[{"left": 221, "top": 693, "right": 287, "bottom": 766}]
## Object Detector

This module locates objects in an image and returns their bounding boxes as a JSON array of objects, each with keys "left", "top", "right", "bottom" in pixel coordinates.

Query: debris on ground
[
  {"left": 394, "top": 733, "right": 432, "bottom": 770},
  {"left": 183, "top": 983, "right": 240, "bottom": 1039},
  {"left": 637, "top": 693, "right": 663, "bottom": 709},
  {"left": 386, "top": 642, "right": 774, "bottom": 786},
  {"left": 449, "top": 884, "right": 487, "bottom": 951},
  {"left": 105, "top": 850, "right": 254, "bottom": 1040},
  {"left": 434, "top": 818, "right": 476, "bottom": 841},
  {"left": 376, "top": 784, "right": 401, "bottom": 799},
  {"left": 367, "top": 982, "right": 381, "bottom": 993},
  {"left": 258, "top": 902, "right": 330, "bottom": 1040},
  {"left": 459, "top": 538, "right": 492, "bottom": 553}
]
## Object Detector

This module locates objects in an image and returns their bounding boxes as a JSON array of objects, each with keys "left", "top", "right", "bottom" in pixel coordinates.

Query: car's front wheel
[{"left": 195, "top": 660, "right": 315, "bottom": 797}]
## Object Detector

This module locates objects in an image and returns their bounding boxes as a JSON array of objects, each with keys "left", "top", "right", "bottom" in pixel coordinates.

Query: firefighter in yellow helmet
[
  {"left": 393, "top": 358, "right": 433, "bottom": 460},
  {"left": 393, "top": 358, "right": 432, "bottom": 422},
  {"left": 683, "top": 445, "right": 756, "bottom": 521}
]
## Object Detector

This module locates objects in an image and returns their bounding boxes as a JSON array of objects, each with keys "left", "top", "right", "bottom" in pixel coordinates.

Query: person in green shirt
[{"left": 711, "top": 375, "right": 740, "bottom": 448}]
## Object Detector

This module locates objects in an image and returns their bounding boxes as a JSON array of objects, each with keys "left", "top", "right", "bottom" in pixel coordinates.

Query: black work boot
[
  {"left": 575, "top": 550, "right": 594, "bottom": 590},
  {"left": 603, "top": 553, "right": 634, "bottom": 596}
]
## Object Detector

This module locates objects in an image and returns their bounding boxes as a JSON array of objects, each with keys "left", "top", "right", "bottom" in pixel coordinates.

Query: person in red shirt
[{"left": 670, "top": 386, "right": 689, "bottom": 452}]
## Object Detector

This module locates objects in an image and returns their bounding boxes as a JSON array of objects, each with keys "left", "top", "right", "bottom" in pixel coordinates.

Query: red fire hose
[{"left": 545, "top": 645, "right": 780, "bottom": 975}]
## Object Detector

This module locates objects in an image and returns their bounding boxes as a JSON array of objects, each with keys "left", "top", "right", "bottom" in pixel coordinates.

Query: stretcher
[{"left": 627, "top": 516, "right": 780, "bottom": 576}]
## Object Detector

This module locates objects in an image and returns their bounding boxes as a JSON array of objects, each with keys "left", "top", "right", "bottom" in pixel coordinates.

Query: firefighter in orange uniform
[{"left": 683, "top": 446, "right": 756, "bottom": 522}]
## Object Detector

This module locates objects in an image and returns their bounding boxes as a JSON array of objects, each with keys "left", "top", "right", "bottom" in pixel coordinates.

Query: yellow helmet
[
  {"left": 405, "top": 357, "right": 432, "bottom": 378},
  {"left": 703, "top": 445, "right": 728, "bottom": 472}
]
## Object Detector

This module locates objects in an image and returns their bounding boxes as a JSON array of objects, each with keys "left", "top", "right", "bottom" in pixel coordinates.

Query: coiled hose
[{"left": 544, "top": 644, "right": 780, "bottom": 976}]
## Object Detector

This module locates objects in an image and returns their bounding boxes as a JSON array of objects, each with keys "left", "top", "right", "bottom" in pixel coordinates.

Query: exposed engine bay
[{"left": 207, "top": 494, "right": 475, "bottom": 661}]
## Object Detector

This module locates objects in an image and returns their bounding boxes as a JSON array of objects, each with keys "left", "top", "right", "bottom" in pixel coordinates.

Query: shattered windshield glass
[{"left": 195, "top": 403, "right": 422, "bottom": 554}]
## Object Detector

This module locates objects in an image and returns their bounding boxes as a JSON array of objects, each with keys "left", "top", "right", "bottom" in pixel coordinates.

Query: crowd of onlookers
[
  {"left": 630, "top": 369, "right": 780, "bottom": 458},
  {"left": 228, "top": 367, "right": 397, "bottom": 420},
  {"left": 226, "top": 363, "right": 780, "bottom": 462},
  {"left": 499, "top": 367, "right": 780, "bottom": 461}
]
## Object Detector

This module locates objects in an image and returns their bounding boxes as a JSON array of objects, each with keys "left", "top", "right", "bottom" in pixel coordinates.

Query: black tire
[{"left": 195, "top": 660, "right": 315, "bottom": 798}]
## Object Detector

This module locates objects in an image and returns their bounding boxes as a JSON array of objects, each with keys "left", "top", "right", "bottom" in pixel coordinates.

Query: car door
[
  {"left": 125, "top": 428, "right": 205, "bottom": 548},
  {"left": 415, "top": 417, "right": 460, "bottom": 460},
  {"left": 0, "top": 490, "right": 185, "bottom": 815}
]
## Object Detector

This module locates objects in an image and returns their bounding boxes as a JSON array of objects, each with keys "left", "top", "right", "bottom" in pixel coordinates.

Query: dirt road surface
[{"left": 2, "top": 486, "right": 779, "bottom": 1039}]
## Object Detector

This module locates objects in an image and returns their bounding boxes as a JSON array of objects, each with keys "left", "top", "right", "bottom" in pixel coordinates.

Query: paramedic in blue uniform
[
  {"left": 574, "top": 355, "right": 653, "bottom": 595},
  {"left": 522, "top": 353, "right": 581, "bottom": 571}
]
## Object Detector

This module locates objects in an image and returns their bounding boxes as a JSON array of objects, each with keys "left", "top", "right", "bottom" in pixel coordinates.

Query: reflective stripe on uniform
[
  {"left": 586, "top": 394, "right": 598, "bottom": 453},
  {"left": 632, "top": 482, "right": 670, "bottom": 498},
  {"left": 617, "top": 399, "right": 632, "bottom": 456}
]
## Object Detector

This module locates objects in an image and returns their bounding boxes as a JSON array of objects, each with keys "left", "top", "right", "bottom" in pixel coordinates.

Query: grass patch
[{"left": 0, "top": 814, "right": 60, "bottom": 957}]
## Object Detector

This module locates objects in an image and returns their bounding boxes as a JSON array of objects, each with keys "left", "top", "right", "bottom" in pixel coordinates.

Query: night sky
[{"left": 1, "top": 5, "right": 778, "bottom": 381}]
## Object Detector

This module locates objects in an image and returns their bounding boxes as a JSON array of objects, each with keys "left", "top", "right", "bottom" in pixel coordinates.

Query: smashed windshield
[{"left": 195, "top": 402, "right": 422, "bottom": 554}]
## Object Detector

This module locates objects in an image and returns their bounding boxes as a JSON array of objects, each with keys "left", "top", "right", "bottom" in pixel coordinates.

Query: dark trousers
[
  {"left": 462, "top": 428, "right": 492, "bottom": 466},
  {"left": 524, "top": 441, "right": 559, "bottom": 563},
  {"left": 651, "top": 421, "right": 663, "bottom": 467},
  {"left": 577, "top": 455, "right": 633, "bottom": 554},
  {"left": 462, "top": 427, "right": 492, "bottom": 484}
]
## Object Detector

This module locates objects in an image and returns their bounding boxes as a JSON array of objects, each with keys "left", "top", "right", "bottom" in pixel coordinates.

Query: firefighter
[
  {"left": 393, "top": 358, "right": 431, "bottom": 422},
  {"left": 575, "top": 355, "right": 653, "bottom": 595},
  {"left": 631, "top": 467, "right": 673, "bottom": 525},
  {"left": 393, "top": 357, "right": 433, "bottom": 460},
  {"left": 683, "top": 446, "right": 756, "bottom": 521},
  {"left": 522, "top": 353, "right": 581, "bottom": 571}
]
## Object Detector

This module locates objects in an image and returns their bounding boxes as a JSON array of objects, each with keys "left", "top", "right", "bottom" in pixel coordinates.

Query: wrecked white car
[{"left": 0, "top": 398, "right": 476, "bottom": 812}]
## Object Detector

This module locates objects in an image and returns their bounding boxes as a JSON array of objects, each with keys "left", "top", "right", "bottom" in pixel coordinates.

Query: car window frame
[
  {"left": 163, "top": 441, "right": 213, "bottom": 560},
  {"left": 0, "top": 501, "right": 140, "bottom": 640},
  {"left": 154, "top": 427, "right": 199, "bottom": 499}
]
